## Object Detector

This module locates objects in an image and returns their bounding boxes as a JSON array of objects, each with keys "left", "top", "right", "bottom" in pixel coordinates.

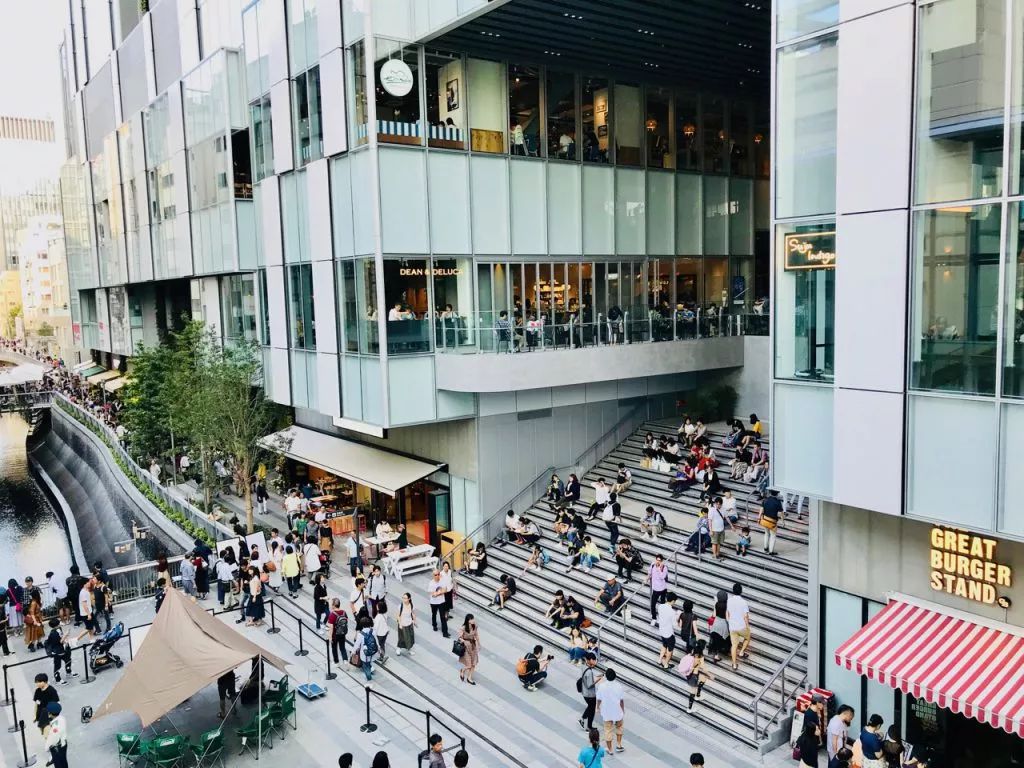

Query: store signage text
[
  {"left": 929, "top": 527, "right": 1012, "bottom": 605},
  {"left": 783, "top": 232, "right": 836, "bottom": 271},
  {"left": 399, "top": 267, "right": 462, "bottom": 277}
]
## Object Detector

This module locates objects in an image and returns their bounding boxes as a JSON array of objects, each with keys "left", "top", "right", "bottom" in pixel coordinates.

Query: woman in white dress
[{"left": 268, "top": 541, "right": 285, "bottom": 594}]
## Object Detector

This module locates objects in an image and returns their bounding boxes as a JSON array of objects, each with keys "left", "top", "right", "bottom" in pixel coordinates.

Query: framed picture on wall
[{"left": 446, "top": 79, "right": 459, "bottom": 111}]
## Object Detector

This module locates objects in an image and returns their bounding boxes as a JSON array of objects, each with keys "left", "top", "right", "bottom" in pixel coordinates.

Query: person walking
[
  {"left": 44, "top": 701, "right": 68, "bottom": 768},
  {"left": 313, "top": 573, "right": 329, "bottom": 631},
  {"left": 373, "top": 604, "right": 390, "bottom": 662},
  {"left": 596, "top": 668, "right": 625, "bottom": 754},
  {"left": 0, "top": 592, "right": 11, "bottom": 656},
  {"left": 457, "top": 614, "right": 479, "bottom": 685},
  {"left": 179, "top": 555, "right": 196, "bottom": 597},
  {"left": 366, "top": 564, "right": 388, "bottom": 618},
  {"left": 645, "top": 554, "right": 669, "bottom": 623},
  {"left": 578, "top": 653, "right": 601, "bottom": 732},
  {"left": 429, "top": 570, "right": 450, "bottom": 637},
  {"left": 255, "top": 479, "right": 269, "bottom": 514},
  {"left": 395, "top": 592, "right": 417, "bottom": 656},
  {"left": 327, "top": 598, "right": 349, "bottom": 664},
  {"left": 440, "top": 562, "right": 456, "bottom": 621},
  {"left": 194, "top": 554, "right": 210, "bottom": 600},
  {"left": 24, "top": 589, "right": 44, "bottom": 651},
  {"left": 353, "top": 616, "right": 378, "bottom": 681},
  {"left": 267, "top": 542, "right": 283, "bottom": 595},
  {"left": 726, "top": 583, "right": 752, "bottom": 670},
  {"left": 33, "top": 673, "right": 59, "bottom": 734},
  {"left": 42, "top": 619, "right": 75, "bottom": 685},
  {"left": 577, "top": 727, "right": 606, "bottom": 768},
  {"left": 759, "top": 490, "right": 784, "bottom": 555},
  {"left": 282, "top": 545, "right": 300, "bottom": 598}
]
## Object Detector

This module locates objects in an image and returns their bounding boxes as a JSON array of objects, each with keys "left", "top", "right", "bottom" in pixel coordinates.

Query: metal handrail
[{"left": 749, "top": 629, "right": 809, "bottom": 742}]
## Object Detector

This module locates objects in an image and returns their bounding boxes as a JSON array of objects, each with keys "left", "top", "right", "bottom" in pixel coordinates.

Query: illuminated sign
[
  {"left": 379, "top": 59, "right": 414, "bottom": 97},
  {"left": 929, "top": 527, "right": 1012, "bottom": 605},
  {"left": 783, "top": 231, "right": 836, "bottom": 271},
  {"left": 399, "top": 268, "right": 462, "bottom": 277}
]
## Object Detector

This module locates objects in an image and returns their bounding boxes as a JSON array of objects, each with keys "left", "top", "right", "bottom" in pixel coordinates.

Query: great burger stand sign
[{"left": 930, "top": 526, "right": 1012, "bottom": 605}]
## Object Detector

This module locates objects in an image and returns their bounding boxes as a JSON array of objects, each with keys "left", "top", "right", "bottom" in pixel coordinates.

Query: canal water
[{"left": 0, "top": 413, "right": 73, "bottom": 582}]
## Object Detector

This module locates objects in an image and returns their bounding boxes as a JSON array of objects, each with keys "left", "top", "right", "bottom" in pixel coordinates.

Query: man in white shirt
[
  {"left": 43, "top": 702, "right": 68, "bottom": 768},
  {"left": 827, "top": 705, "right": 855, "bottom": 759},
  {"left": 428, "top": 570, "right": 449, "bottom": 637},
  {"left": 215, "top": 555, "right": 236, "bottom": 606},
  {"left": 46, "top": 571, "right": 69, "bottom": 624},
  {"left": 587, "top": 479, "right": 611, "bottom": 520},
  {"left": 73, "top": 581, "right": 96, "bottom": 643},
  {"left": 387, "top": 302, "right": 404, "bottom": 321},
  {"left": 656, "top": 591, "right": 681, "bottom": 669},
  {"left": 708, "top": 498, "right": 733, "bottom": 561},
  {"left": 349, "top": 577, "right": 367, "bottom": 619},
  {"left": 559, "top": 131, "right": 574, "bottom": 158},
  {"left": 595, "top": 668, "right": 626, "bottom": 754},
  {"left": 269, "top": 528, "right": 285, "bottom": 553},
  {"left": 366, "top": 565, "right": 388, "bottom": 617},
  {"left": 313, "top": 505, "right": 327, "bottom": 524},
  {"left": 504, "top": 509, "right": 521, "bottom": 544},
  {"left": 302, "top": 540, "right": 322, "bottom": 582},
  {"left": 284, "top": 491, "right": 302, "bottom": 528},
  {"left": 345, "top": 533, "right": 362, "bottom": 577},
  {"left": 726, "top": 582, "right": 751, "bottom": 670}
]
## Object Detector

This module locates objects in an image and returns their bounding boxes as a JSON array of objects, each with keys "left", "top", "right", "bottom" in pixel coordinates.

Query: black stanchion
[
  {"left": 267, "top": 601, "right": 280, "bottom": 635},
  {"left": 325, "top": 637, "right": 336, "bottom": 681},
  {"left": 80, "top": 645, "right": 94, "bottom": 684},
  {"left": 294, "top": 620, "right": 309, "bottom": 657},
  {"left": 7, "top": 688, "right": 21, "bottom": 733},
  {"left": 2, "top": 664, "right": 9, "bottom": 706},
  {"left": 16, "top": 719, "right": 36, "bottom": 768},
  {"left": 359, "top": 686, "right": 377, "bottom": 733}
]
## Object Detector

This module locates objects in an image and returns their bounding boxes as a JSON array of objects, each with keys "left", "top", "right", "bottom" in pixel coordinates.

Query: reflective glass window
[
  {"left": 508, "top": 64, "right": 540, "bottom": 157},
  {"left": 775, "top": 221, "right": 835, "bottom": 381},
  {"left": 614, "top": 83, "right": 642, "bottom": 166},
  {"left": 426, "top": 50, "right": 465, "bottom": 149},
  {"left": 288, "top": 263, "right": 316, "bottom": 349},
  {"left": 250, "top": 96, "right": 273, "bottom": 181},
  {"left": 582, "top": 77, "right": 609, "bottom": 163},
  {"left": 383, "top": 259, "right": 431, "bottom": 354},
  {"left": 675, "top": 91, "right": 699, "bottom": 171},
  {"left": 547, "top": 71, "right": 577, "bottom": 160},
  {"left": 350, "top": 40, "right": 368, "bottom": 146},
  {"left": 645, "top": 87, "right": 671, "bottom": 169},
  {"left": 468, "top": 58, "right": 505, "bottom": 153},
  {"left": 376, "top": 41, "right": 421, "bottom": 146},
  {"left": 776, "top": 0, "right": 839, "bottom": 43},
  {"left": 702, "top": 96, "right": 727, "bottom": 174},
  {"left": 293, "top": 65, "right": 323, "bottom": 164},
  {"left": 1006, "top": 203, "right": 1024, "bottom": 396}
]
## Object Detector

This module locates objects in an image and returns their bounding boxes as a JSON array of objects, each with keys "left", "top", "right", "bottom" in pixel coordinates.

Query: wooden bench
[{"left": 383, "top": 544, "right": 438, "bottom": 580}]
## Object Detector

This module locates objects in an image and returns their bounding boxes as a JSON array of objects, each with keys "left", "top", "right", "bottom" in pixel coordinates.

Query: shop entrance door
[{"left": 906, "top": 694, "right": 1023, "bottom": 768}]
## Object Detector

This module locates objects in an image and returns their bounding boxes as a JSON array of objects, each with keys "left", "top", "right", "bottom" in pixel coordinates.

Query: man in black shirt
[
  {"left": 760, "top": 490, "right": 784, "bottom": 555},
  {"left": 32, "top": 673, "right": 59, "bottom": 734},
  {"left": 43, "top": 619, "right": 76, "bottom": 684},
  {"left": 517, "top": 645, "right": 551, "bottom": 691},
  {"left": 65, "top": 566, "right": 88, "bottom": 626}
]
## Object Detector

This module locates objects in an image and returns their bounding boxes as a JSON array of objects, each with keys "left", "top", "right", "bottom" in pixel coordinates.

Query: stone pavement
[{"left": 162, "top": 481, "right": 799, "bottom": 768}]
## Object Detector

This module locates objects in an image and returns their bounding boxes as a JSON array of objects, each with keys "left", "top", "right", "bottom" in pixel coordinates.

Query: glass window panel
[
  {"left": 426, "top": 50, "right": 465, "bottom": 149},
  {"left": 357, "top": 257, "right": 378, "bottom": 354},
  {"left": 999, "top": 403, "right": 1024, "bottom": 534},
  {"left": 754, "top": 127, "right": 770, "bottom": 179},
  {"left": 775, "top": 221, "right": 835, "bottom": 381},
  {"left": 383, "top": 259, "right": 430, "bottom": 354},
  {"left": 376, "top": 41, "right": 421, "bottom": 146},
  {"left": 288, "top": 0, "right": 318, "bottom": 75},
  {"left": 339, "top": 259, "right": 358, "bottom": 353},
  {"left": 582, "top": 77, "right": 609, "bottom": 163},
  {"left": 730, "top": 256, "right": 755, "bottom": 314},
  {"left": 645, "top": 87, "right": 671, "bottom": 169},
  {"left": 293, "top": 65, "right": 323, "bottom": 165},
  {"left": 221, "top": 274, "right": 258, "bottom": 342},
  {"left": 287, "top": 263, "right": 315, "bottom": 349},
  {"left": 433, "top": 257, "right": 473, "bottom": 350},
  {"left": 911, "top": 204, "right": 1000, "bottom": 395},
  {"left": 258, "top": 270, "right": 270, "bottom": 344},
  {"left": 547, "top": 71, "right": 577, "bottom": 160},
  {"left": 613, "top": 83, "right": 641, "bottom": 167},
  {"left": 917, "top": 0, "right": 1005, "bottom": 204},
  {"left": 704, "top": 257, "right": 729, "bottom": 317},
  {"left": 468, "top": 58, "right": 505, "bottom": 153},
  {"left": 776, "top": 0, "right": 839, "bottom": 43},
  {"left": 508, "top": 64, "right": 540, "bottom": 157},
  {"left": 776, "top": 34, "right": 838, "bottom": 218},
  {"left": 730, "top": 102, "right": 752, "bottom": 177},
  {"left": 704, "top": 176, "right": 729, "bottom": 255},
  {"left": 350, "top": 40, "right": 367, "bottom": 147},
  {"left": 675, "top": 91, "right": 699, "bottom": 172},
  {"left": 1006, "top": 203, "right": 1024, "bottom": 396},
  {"left": 477, "top": 263, "right": 494, "bottom": 351},
  {"left": 702, "top": 96, "right": 726, "bottom": 174},
  {"left": 250, "top": 96, "right": 273, "bottom": 181}
]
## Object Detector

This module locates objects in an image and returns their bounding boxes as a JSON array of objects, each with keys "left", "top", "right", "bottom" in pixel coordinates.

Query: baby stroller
[{"left": 89, "top": 622, "right": 125, "bottom": 673}]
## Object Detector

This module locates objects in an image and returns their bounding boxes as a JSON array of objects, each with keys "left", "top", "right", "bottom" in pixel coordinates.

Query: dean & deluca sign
[{"left": 930, "top": 526, "right": 1012, "bottom": 605}]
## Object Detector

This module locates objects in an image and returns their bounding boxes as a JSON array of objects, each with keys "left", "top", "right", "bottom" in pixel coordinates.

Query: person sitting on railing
[
  {"left": 668, "top": 459, "right": 697, "bottom": 497},
  {"left": 544, "top": 590, "right": 565, "bottom": 626},
  {"left": 546, "top": 473, "right": 565, "bottom": 502},
  {"left": 464, "top": 543, "right": 488, "bottom": 578},
  {"left": 595, "top": 576, "right": 624, "bottom": 613},
  {"left": 614, "top": 539, "right": 643, "bottom": 582},
  {"left": 556, "top": 596, "right": 586, "bottom": 631}
]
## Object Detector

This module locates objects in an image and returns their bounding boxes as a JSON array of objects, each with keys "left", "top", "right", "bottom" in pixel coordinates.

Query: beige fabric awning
[
  {"left": 86, "top": 369, "right": 119, "bottom": 385},
  {"left": 259, "top": 425, "right": 444, "bottom": 496},
  {"left": 93, "top": 587, "right": 290, "bottom": 727},
  {"left": 103, "top": 376, "right": 130, "bottom": 393}
]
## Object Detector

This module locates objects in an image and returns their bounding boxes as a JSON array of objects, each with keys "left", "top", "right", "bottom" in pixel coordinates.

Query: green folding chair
[
  {"left": 146, "top": 735, "right": 188, "bottom": 768},
  {"left": 268, "top": 690, "right": 297, "bottom": 739},
  {"left": 115, "top": 733, "right": 145, "bottom": 768},
  {"left": 189, "top": 728, "right": 225, "bottom": 768},
  {"left": 236, "top": 708, "right": 274, "bottom": 757},
  {"left": 264, "top": 675, "right": 289, "bottom": 705}
]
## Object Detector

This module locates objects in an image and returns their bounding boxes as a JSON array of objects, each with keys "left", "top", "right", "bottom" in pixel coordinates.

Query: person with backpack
[
  {"left": 577, "top": 653, "right": 601, "bottom": 731},
  {"left": 327, "top": 598, "right": 349, "bottom": 664},
  {"left": 612, "top": 463, "right": 632, "bottom": 495},
  {"left": 677, "top": 641, "right": 712, "bottom": 713},
  {"left": 43, "top": 619, "right": 76, "bottom": 685},
  {"left": 516, "top": 645, "right": 551, "bottom": 691},
  {"left": 577, "top": 727, "right": 606, "bottom": 768},
  {"left": 352, "top": 616, "right": 378, "bottom": 681},
  {"left": 601, "top": 493, "right": 622, "bottom": 552}
]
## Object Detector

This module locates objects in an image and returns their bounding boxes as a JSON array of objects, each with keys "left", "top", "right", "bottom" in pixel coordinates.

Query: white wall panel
[
  {"left": 341, "top": 355, "right": 363, "bottom": 420},
  {"left": 427, "top": 152, "right": 471, "bottom": 254},
  {"left": 835, "top": 209, "right": 908, "bottom": 391},
  {"left": 615, "top": 168, "right": 645, "bottom": 255},
  {"left": 582, "top": 165, "right": 614, "bottom": 255},
  {"left": 316, "top": 352, "right": 341, "bottom": 417},
  {"left": 840, "top": 0, "right": 911, "bottom": 23},
  {"left": 350, "top": 150, "right": 374, "bottom": 255},
  {"left": 167, "top": 83, "right": 186, "bottom": 153},
  {"left": 379, "top": 148, "right": 428, "bottom": 253},
  {"left": 319, "top": 49, "right": 348, "bottom": 157},
  {"left": 265, "top": 264, "right": 288, "bottom": 348},
  {"left": 646, "top": 171, "right": 674, "bottom": 255},
  {"left": 311, "top": 259, "right": 338, "bottom": 353},
  {"left": 331, "top": 156, "right": 355, "bottom": 257},
  {"left": 306, "top": 159, "right": 333, "bottom": 261},
  {"left": 833, "top": 389, "right": 903, "bottom": 515},
  {"left": 547, "top": 163, "right": 582, "bottom": 255},
  {"left": 317, "top": 0, "right": 343, "bottom": 57},
  {"left": 269, "top": 346, "right": 292, "bottom": 406},
  {"left": 675, "top": 173, "right": 702, "bottom": 254},
  {"left": 773, "top": 383, "right": 833, "bottom": 499},
  {"left": 260, "top": 176, "right": 283, "bottom": 266},
  {"left": 999, "top": 404, "right": 1024, "bottom": 536},
  {"left": 836, "top": 4, "right": 913, "bottom": 214},
  {"left": 266, "top": 0, "right": 288, "bottom": 87},
  {"left": 270, "top": 80, "right": 294, "bottom": 175},
  {"left": 510, "top": 159, "right": 546, "bottom": 254},
  {"left": 470, "top": 155, "right": 510, "bottom": 254},
  {"left": 389, "top": 357, "right": 437, "bottom": 425}
]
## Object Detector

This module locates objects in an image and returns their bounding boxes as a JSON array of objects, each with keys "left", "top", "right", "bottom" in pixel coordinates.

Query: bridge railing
[{"left": 0, "top": 390, "right": 52, "bottom": 412}]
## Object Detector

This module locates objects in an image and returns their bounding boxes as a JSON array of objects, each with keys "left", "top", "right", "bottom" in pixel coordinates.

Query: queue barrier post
[
  {"left": 325, "top": 636, "right": 337, "bottom": 681},
  {"left": 17, "top": 719, "right": 36, "bottom": 768},
  {"left": 7, "top": 688, "right": 21, "bottom": 733},
  {"left": 267, "top": 601, "right": 280, "bottom": 635},
  {"left": 294, "top": 620, "right": 309, "bottom": 657},
  {"left": 80, "top": 645, "right": 94, "bottom": 684},
  {"left": 2, "top": 664, "right": 10, "bottom": 706},
  {"left": 359, "top": 685, "right": 377, "bottom": 733}
]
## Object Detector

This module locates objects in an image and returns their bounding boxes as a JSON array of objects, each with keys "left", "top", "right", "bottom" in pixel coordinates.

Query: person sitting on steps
[{"left": 596, "top": 575, "right": 625, "bottom": 613}]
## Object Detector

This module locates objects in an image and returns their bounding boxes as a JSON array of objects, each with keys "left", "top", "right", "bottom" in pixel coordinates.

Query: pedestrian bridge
[{"left": 0, "top": 390, "right": 52, "bottom": 413}]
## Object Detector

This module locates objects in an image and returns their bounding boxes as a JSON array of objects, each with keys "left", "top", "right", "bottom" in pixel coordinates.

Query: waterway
[{"left": 0, "top": 413, "right": 73, "bottom": 582}]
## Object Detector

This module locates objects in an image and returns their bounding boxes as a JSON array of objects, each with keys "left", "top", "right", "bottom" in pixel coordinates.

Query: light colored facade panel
[
  {"left": 833, "top": 388, "right": 903, "bottom": 515},
  {"left": 510, "top": 159, "right": 547, "bottom": 255},
  {"left": 306, "top": 159, "right": 333, "bottom": 261},
  {"left": 316, "top": 351, "right": 341, "bottom": 417},
  {"left": 836, "top": 5, "right": 913, "bottom": 214},
  {"left": 319, "top": 49, "right": 348, "bottom": 157},
  {"left": 840, "top": 0, "right": 912, "bottom": 23},
  {"left": 260, "top": 176, "right": 283, "bottom": 266},
  {"left": 469, "top": 155, "right": 510, "bottom": 254},
  {"left": 269, "top": 345, "right": 292, "bottom": 405},
  {"left": 646, "top": 171, "right": 674, "bottom": 256},
  {"left": 835, "top": 209, "right": 908, "bottom": 392},
  {"left": 311, "top": 259, "right": 338, "bottom": 353},
  {"left": 265, "top": 0, "right": 288, "bottom": 87},
  {"left": 615, "top": 167, "right": 646, "bottom": 255},
  {"left": 316, "top": 0, "right": 343, "bottom": 58},
  {"left": 427, "top": 152, "right": 471, "bottom": 254},
  {"left": 379, "top": 148, "right": 428, "bottom": 254},
  {"left": 350, "top": 150, "right": 374, "bottom": 256},
  {"left": 389, "top": 356, "right": 438, "bottom": 425},
  {"left": 582, "top": 165, "right": 614, "bottom": 254},
  {"left": 547, "top": 162, "right": 582, "bottom": 255},
  {"left": 265, "top": 264, "right": 288, "bottom": 348},
  {"left": 270, "top": 80, "right": 294, "bottom": 175},
  {"left": 773, "top": 383, "right": 834, "bottom": 499}
]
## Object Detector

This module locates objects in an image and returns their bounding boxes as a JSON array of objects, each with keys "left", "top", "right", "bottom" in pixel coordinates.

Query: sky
[{"left": 0, "top": 0, "right": 65, "bottom": 121}]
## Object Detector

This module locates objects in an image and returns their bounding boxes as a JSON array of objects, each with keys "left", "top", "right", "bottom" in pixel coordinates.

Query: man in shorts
[
  {"left": 596, "top": 668, "right": 626, "bottom": 754},
  {"left": 726, "top": 582, "right": 751, "bottom": 670},
  {"left": 708, "top": 497, "right": 733, "bottom": 561},
  {"left": 656, "top": 591, "right": 680, "bottom": 669},
  {"left": 73, "top": 580, "right": 97, "bottom": 644}
]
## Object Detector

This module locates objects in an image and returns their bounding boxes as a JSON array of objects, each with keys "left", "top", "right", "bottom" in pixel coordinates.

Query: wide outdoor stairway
[{"left": 454, "top": 418, "right": 810, "bottom": 749}]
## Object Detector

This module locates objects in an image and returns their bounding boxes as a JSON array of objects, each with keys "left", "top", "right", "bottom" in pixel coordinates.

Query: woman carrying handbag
[{"left": 455, "top": 614, "right": 479, "bottom": 685}]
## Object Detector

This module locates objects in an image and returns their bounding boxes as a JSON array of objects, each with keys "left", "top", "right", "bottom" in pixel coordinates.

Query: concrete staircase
[{"left": 451, "top": 418, "right": 809, "bottom": 749}]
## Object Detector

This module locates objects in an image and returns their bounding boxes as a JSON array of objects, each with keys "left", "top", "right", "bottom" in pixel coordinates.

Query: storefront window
[
  {"left": 468, "top": 58, "right": 505, "bottom": 153},
  {"left": 775, "top": 221, "right": 835, "bottom": 381},
  {"left": 250, "top": 96, "right": 273, "bottom": 181},
  {"left": 702, "top": 96, "right": 726, "bottom": 174},
  {"left": 676, "top": 91, "right": 699, "bottom": 171},
  {"left": 613, "top": 83, "right": 641, "bottom": 166},
  {"left": 916, "top": 0, "right": 1004, "bottom": 204},
  {"left": 425, "top": 50, "right": 465, "bottom": 149},
  {"left": 293, "top": 65, "right": 323, "bottom": 164},
  {"left": 383, "top": 259, "right": 431, "bottom": 354},
  {"left": 911, "top": 205, "right": 1000, "bottom": 395},
  {"left": 338, "top": 260, "right": 358, "bottom": 353},
  {"left": 349, "top": 40, "right": 367, "bottom": 147},
  {"left": 508, "top": 64, "right": 540, "bottom": 157},
  {"left": 776, "top": 0, "right": 838, "bottom": 43},
  {"left": 776, "top": 33, "right": 838, "bottom": 218},
  {"left": 547, "top": 70, "right": 576, "bottom": 160},
  {"left": 287, "top": 263, "right": 316, "bottom": 349},
  {"left": 432, "top": 257, "right": 473, "bottom": 350},
  {"left": 582, "top": 77, "right": 609, "bottom": 163},
  {"left": 1006, "top": 204, "right": 1024, "bottom": 396},
  {"left": 674, "top": 258, "right": 699, "bottom": 307},
  {"left": 645, "top": 87, "right": 671, "bottom": 169},
  {"left": 376, "top": 41, "right": 421, "bottom": 146}
]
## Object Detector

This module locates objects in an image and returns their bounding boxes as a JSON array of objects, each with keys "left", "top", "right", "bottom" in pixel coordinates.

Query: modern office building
[
  {"left": 17, "top": 215, "right": 74, "bottom": 358},
  {"left": 59, "top": 0, "right": 771, "bottom": 547},
  {"left": 771, "top": 0, "right": 1024, "bottom": 762}
]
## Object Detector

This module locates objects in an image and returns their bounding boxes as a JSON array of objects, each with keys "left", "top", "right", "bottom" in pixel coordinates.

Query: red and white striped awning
[{"left": 835, "top": 594, "right": 1024, "bottom": 738}]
